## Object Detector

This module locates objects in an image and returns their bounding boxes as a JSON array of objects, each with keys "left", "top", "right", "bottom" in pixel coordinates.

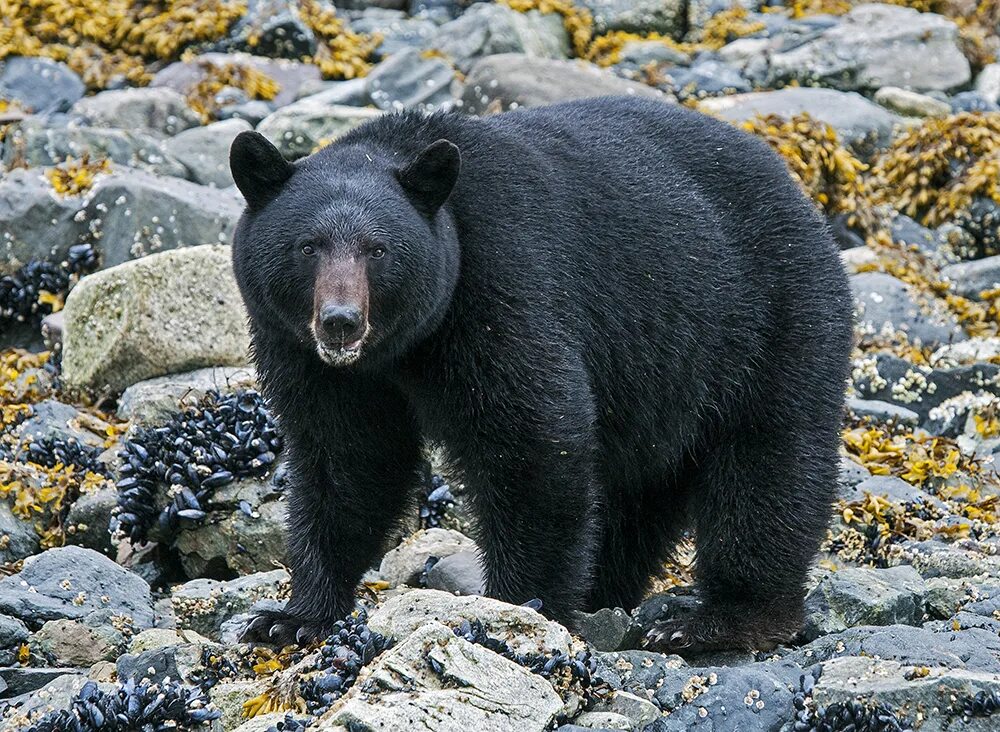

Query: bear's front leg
[{"left": 241, "top": 366, "right": 422, "bottom": 646}]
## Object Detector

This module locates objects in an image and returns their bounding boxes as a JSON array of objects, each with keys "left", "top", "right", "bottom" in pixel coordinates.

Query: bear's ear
[
  {"left": 230, "top": 131, "right": 295, "bottom": 209},
  {"left": 396, "top": 139, "right": 461, "bottom": 217}
]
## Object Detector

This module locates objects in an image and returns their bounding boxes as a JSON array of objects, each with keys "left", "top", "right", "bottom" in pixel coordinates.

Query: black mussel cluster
[
  {"left": 188, "top": 647, "right": 242, "bottom": 692},
  {"left": 265, "top": 715, "right": 309, "bottom": 732},
  {"left": 452, "top": 619, "right": 598, "bottom": 688},
  {"left": 23, "top": 678, "right": 220, "bottom": 732},
  {"left": 114, "top": 390, "right": 282, "bottom": 542},
  {"left": 793, "top": 670, "right": 913, "bottom": 732},
  {"left": 1, "top": 435, "right": 109, "bottom": 476},
  {"left": 961, "top": 689, "right": 1000, "bottom": 718},
  {"left": 419, "top": 472, "right": 455, "bottom": 529},
  {"left": 0, "top": 243, "right": 98, "bottom": 328},
  {"left": 300, "top": 609, "right": 393, "bottom": 716}
]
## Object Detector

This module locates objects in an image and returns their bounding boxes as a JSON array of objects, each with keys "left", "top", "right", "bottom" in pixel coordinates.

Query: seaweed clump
[
  {"left": 300, "top": 0, "right": 381, "bottom": 80},
  {"left": 46, "top": 157, "right": 112, "bottom": 197},
  {"left": 184, "top": 60, "right": 280, "bottom": 122},
  {"left": 0, "top": 0, "right": 247, "bottom": 89},
  {"left": 500, "top": 0, "right": 595, "bottom": 57},
  {"left": 870, "top": 113, "right": 1000, "bottom": 257}
]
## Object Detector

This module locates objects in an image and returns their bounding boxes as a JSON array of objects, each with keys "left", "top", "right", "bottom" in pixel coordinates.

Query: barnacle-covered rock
[
  {"left": 69, "top": 88, "right": 201, "bottom": 136},
  {"left": 255, "top": 98, "right": 380, "bottom": 158},
  {"left": 321, "top": 621, "right": 564, "bottom": 732},
  {"left": 943, "top": 256, "right": 1000, "bottom": 300},
  {"left": 171, "top": 570, "right": 289, "bottom": 639},
  {"left": 162, "top": 118, "right": 253, "bottom": 187},
  {"left": 851, "top": 272, "right": 967, "bottom": 350},
  {"left": 364, "top": 47, "right": 456, "bottom": 112},
  {"left": 61, "top": 244, "right": 249, "bottom": 395}
]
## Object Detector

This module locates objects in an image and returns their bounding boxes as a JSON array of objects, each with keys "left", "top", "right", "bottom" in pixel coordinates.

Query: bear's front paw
[
  {"left": 643, "top": 608, "right": 798, "bottom": 655},
  {"left": 239, "top": 608, "right": 335, "bottom": 647}
]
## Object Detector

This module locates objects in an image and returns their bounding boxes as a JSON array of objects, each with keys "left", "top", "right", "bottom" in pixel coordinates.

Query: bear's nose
[{"left": 319, "top": 304, "right": 364, "bottom": 342}]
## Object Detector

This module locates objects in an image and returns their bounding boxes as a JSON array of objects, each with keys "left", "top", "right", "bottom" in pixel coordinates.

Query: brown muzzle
[{"left": 312, "top": 255, "right": 369, "bottom": 350}]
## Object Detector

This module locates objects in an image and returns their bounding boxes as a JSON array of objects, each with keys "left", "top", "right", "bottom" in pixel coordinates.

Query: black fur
[{"left": 230, "top": 96, "right": 854, "bottom": 651}]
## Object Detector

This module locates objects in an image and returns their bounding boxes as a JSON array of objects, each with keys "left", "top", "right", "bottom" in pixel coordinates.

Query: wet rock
[
  {"left": 592, "top": 650, "right": 687, "bottom": 697},
  {"left": 573, "top": 607, "right": 632, "bottom": 652},
  {"left": 80, "top": 165, "right": 243, "bottom": 268},
  {"left": 322, "top": 621, "right": 564, "bottom": 731},
  {"left": 365, "top": 47, "right": 456, "bottom": 111},
  {"left": 651, "top": 661, "right": 803, "bottom": 730},
  {"left": 0, "top": 57, "right": 84, "bottom": 114},
  {"left": 589, "top": 690, "right": 659, "bottom": 728},
  {"left": 840, "top": 475, "right": 947, "bottom": 511},
  {"left": 426, "top": 3, "right": 570, "bottom": 72},
  {"left": 117, "top": 365, "right": 257, "bottom": 424},
  {"left": 461, "top": 54, "right": 664, "bottom": 114},
  {"left": 0, "top": 167, "right": 89, "bottom": 274},
  {"left": 61, "top": 245, "right": 250, "bottom": 395},
  {"left": 117, "top": 631, "right": 218, "bottom": 685},
  {"left": 0, "top": 673, "right": 111, "bottom": 725},
  {"left": 0, "top": 545, "right": 154, "bottom": 629},
  {"left": 368, "top": 589, "right": 573, "bottom": 656},
  {"left": 699, "top": 87, "right": 902, "bottom": 152},
  {"left": 662, "top": 60, "right": 751, "bottom": 100},
  {"left": 567, "top": 711, "right": 633, "bottom": 729},
  {"left": 767, "top": 4, "right": 970, "bottom": 93},
  {"left": 943, "top": 255, "right": 1000, "bottom": 300},
  {"left": 975, "top": 63, "right": 1000, "bottom": 106},
  {"left": 874, "top": 86, "right": 951, "bottom": 118},
  {"left": 152, "top": 52, "right": 321, "bottom": 110},
  {"left": 64, "top": 486, "right": 118, "bottom": 554},
  {"left": 802, "top": 566, "right": 926, "bottom": 640},
  {"left": 171, "top": 569, "right": 289, "bottom": 639},
  {"left": 0, "top": 118, "right": 189, "bottom": 179},
  {"left": 424, "top": 550, "right": 486, "bottom": 597},
  {"left": 579, "top": 0, "right": 685, "bottom": 36},
  {"left": 10, "top": 399, "right": 108, "bottom": 455},
  {"left": 213, "top": 0, "right": 317, "bottom": 58},
  {"left": 351, "top": 9, "right": 437, "bottom": 59},
  {"left": 785, "top": 624, "right": 1000, "bottom": 673},
  {"left": 33, "top": 616, "right": 124, "bottom": 667},
  {"left": 255, "top": 98, "right": 381, "bottom": 158},
  {"left": 69, "top": 88, "right": 201, "bottom": 136},
  {"left": 209, "top": 679, "right": 275, "bottom": 731},
  {"left": 851, "top": 271, "right": 967, "bottom": 349},
  {"left": 838, "top": 456, "right": 871, "bottom": 494},
  {"left": 846, "top": 397, "right": 919, "bottom": 427},
  {"left": 903, "top": 539, "right": 1000, "bottom": 580},
  {"left": 162, "top": 118, "right": 253, "bottom": 187},
  {"left": 379, "top": 528, "right": 477, "bottom": 587},
  {"left": 0, "top": 615, "right": 28, "bottom": 649},
  {"left": 0, "top": 502, "right": 40, "bottom": 566}
]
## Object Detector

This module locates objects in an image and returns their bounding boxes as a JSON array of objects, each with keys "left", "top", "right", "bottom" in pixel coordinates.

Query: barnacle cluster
[
  {"left": 0, "top": 0, "right": 247, "bottom": 90},
  {"left": 21, "top": 678, "right": 220, "bottom": 732},
  {"left": 0, "top": 244, "right": 98, "bottom": 332},
  {"left": 742, "top": 114, "right": 880, "bottom": 236},
  {"left": 114, "top": 389, "right": 282, "bottom": 543},
  {"left": 184, "top": 60, "right": 280, "bottom": 122},
  {"left": 792, "top": 666, "right": 914, "bottom": 732},
  {"left": 299, "top": 0, "right": 381, "bottom": 80}
]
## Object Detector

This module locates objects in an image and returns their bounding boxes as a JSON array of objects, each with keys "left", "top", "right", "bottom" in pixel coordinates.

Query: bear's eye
[
  {"left": 370, "top": 246, "right": 386, "bottom": 260},
  {"left": 301, "top": 244, "right": 316, "bottom": 257}
]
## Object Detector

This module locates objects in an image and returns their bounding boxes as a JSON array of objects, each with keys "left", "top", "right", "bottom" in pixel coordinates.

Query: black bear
[{"left": 230, "top": 96, "right": 853, "bottom": 652}]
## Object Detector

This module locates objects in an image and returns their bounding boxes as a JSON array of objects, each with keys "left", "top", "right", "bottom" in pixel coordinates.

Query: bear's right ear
[
  {"left": 396, "top": 139, "right": 461, "bottom": 217},
  {"left": 230, "top": 131, "right": 295, "bottom": 209}
]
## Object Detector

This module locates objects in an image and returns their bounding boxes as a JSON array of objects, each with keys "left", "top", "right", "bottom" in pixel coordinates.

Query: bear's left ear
[
  {"left": 230, "top": 131, "right": 295, "bottom": 209},
  {"left": 396, "top": 139, "right": 461, "bottom": 217}
]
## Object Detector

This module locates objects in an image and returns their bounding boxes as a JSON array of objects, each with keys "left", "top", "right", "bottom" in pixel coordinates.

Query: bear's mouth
[{"left": 314, "top": 328, "right": 368, "bottom": 366}]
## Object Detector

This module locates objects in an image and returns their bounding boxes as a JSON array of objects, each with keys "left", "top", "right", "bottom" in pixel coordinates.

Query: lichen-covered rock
[
  {"left": 255, "top": 98, "right": 381, "bottom": 158},
  {"left": 116, "top": 365, "right": 257, "bottom": 424},
  {"left": 767, "top": 4, "right": 970, "bottom": 93},
  {"left": 802, "top": 566, "right": 927, "bottom": 640},
  {"left": 460, "top": 54, "right": 664, "bottom": 115},
  {"left": 69, "top": 88, "right": 201, "bottom": 136},
  {"left": 378, "top": 528, "right": 477, "bottom": 587},
  {"left": 0, "top": 546, "right": 154, "bottom": 629},
  {"left": 162, "top": 118, "right": 253, "bottom": 187},
  {"left": 61, "top": 244, "right": 250, "bottom": 395},
  {"left": 321, "top": 621, "right": 564, "bottom": 732},
  {"left": 367, "top": 589, "right": 573, "bottom": 656}
]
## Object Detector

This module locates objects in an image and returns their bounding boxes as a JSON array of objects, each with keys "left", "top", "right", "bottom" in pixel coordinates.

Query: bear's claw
[{"left": 239, "top": 608, "right": 333, "bottom": 647}]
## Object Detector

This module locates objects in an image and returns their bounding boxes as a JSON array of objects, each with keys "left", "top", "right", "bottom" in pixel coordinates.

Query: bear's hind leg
[{"left": 645, "top": 422, "right": 837, "bottom": 653}]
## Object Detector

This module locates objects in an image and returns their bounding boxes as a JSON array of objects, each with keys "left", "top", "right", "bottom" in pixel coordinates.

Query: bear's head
[{"left": 230, "top": 130, "right": 461, "bottom": 368}]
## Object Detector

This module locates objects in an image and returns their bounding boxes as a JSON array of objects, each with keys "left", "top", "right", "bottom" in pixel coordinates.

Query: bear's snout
[
  {"left": 319, "top": 304, "right": 364, "bottom": 344},
  {"left": 311, "top": 256, "right": 370, "bottom": 365}
]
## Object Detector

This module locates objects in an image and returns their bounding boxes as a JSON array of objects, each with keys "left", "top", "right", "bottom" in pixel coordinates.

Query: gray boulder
[
  {"left": 171, "top": 570, "right": 290, "bottom": 639},
  {"left": 802, "top": 566, "right": 926, "bottom": 640},
  {"left": 425, "top": 550, "right": 486, "bottom": 597},
  {"left": 255, "top": 98, "right": 381, "bottom": 158},
  {"left": 767, "top": 4, "right": 970, "bottom": 93},
  {"left": 699, "top": 87, "right": 902, "bottom": 151},
  {"left": 366, "top": 47, "right": 456, "bottom": 112},
  {"left": 461, "top": 54, "right": 665, "bottom": 114},
  {"left": 64, "top": 486, "right": 117, "bottom": 554},
  {"left": 0, "top": 546, "right": 154, "bottom": 629},
  {"left": 975, "top": 63, "right": 1000, "bottom": 105},
  {"left": 379, "top": 528, "right": 477, "bottom": 587},
  {"left": 426, "top": 3, "right": 570, "bottom": 72},
  {"left": 33, "top": 616, "right": 124, "bottom": 666},
  {"left": 324, "top": 621, "right": 563, "bottom": 731},
  {"left": 162, "top": 119, "right": 253, "bottom": 187},
  {"left": 0, "top": 501, "right": 40, "bottom": 565},
  {"left": 846, "top": 397, "right": 919, "bottom": 427},
  {"left": 874, "top": 86, "right": 951, "bottom": 118},
  {"left": 851, "top": 272, "right": 967, "bottom": 349},
  {"left": 69, "top": 88, "right": 201, "bottom": 136},
  {"left": 0, "top": 57, "right": 84, "bottom": 114},
  {"left": 943, "top": 255, "right": 1000, "bottom": 300},
  {"left": 61, "top": 245, "right": 250, "bottom": 395}
]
